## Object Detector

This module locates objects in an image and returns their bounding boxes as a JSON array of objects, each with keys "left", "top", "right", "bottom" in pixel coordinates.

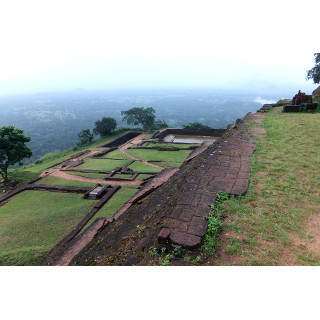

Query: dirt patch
[
  {"left": 279, "top": 247, "right": 298, "bottom": 266},
  {"left": 254, "top": 171, "right": 268, "bottom": 194},
  {"left": 215, "top": 231, "right": 246, "bottom": 266},
  {"left": 279, "top": 213, "right": 320, "bottom": 265}
]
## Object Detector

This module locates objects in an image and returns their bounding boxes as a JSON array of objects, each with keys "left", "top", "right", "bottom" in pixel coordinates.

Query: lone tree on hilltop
[
  {"left": 306, "top": 53, "right": 320, "bottom": 84},
  {"left": 121, "top": 107, "right": 155, "bottom": 131},
  {"left": 93, "top": 117, "right": 117, "bottom": 137},
  {"left": 0, "top": 126, "right": 32, "bottom": 182},
  {"left": 77, "top": 129, "right": 94, "bottom": 146}
]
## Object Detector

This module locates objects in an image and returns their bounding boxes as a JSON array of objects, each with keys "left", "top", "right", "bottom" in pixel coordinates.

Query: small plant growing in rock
[
  {"left": 192, "top": 255, "right": 202, "bottom": 264},
  {"left": 201, "top": 191, "right": 229, "bottom": 256}
]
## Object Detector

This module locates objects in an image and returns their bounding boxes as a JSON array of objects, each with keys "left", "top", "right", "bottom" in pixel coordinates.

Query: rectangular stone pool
[{"left": 172, "top": 135, "right": 217, "bottom": 144}]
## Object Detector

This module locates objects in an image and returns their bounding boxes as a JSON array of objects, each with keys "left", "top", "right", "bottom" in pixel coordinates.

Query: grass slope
[
  {"left": 218, "top": 112, "right": 320, "bottom": 265},
  {"left": 76, "top": 158, "right": 131, "bottom": 171},
  {"left": 127, "top": 161, "right": 162, "bottom": 173},
  {"left": 126, "top": 149, "right": 191, "bottom": 162},
  {"left": 64, "top": 171, "right": 108, "bottom": 180},
  {"left": 93, "top": 187, "right": 138, "bottom": 219},
  {"left": 103, "top": 149, "right": 131, "bottom": 160},
  {"left": 0, "top": 191, "right": 98, "bottom": 265},
  {"left": 34, "top": 176, "right": 104, "bottom": 187}
]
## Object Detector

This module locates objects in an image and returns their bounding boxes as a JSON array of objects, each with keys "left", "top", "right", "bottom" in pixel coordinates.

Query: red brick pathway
[{"left": 158, "top": 115, "right": 259, "bottom": 248}]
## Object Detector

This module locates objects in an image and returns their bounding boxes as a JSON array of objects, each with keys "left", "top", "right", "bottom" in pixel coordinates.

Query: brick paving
[{"left": 158, "top": 116, "right": 258, "bottom": 248}]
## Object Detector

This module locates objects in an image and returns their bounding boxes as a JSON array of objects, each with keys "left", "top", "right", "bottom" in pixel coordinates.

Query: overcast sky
[{"left": 0, "top": 0, "right": 319, "bottom": 96}]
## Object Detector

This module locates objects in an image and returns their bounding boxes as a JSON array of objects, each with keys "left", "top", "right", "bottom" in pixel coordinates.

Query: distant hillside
[{"left": 0, "top": 89, "right": 267, "bottom": 163}]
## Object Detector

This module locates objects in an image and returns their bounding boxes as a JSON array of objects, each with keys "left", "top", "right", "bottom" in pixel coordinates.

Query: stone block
[
  {"left": 187, "top": 216, "right": 208, "bottom": 237},
  {"left": 195, "top": 205, "right": 212, "bottom": 217},
  {"left": 179, "top": 208, "right": 195, "bottom": 222},
  {"left": 169, "top": 231, "right": 202, "bottom": 249},
  {"left": 235, "top": 178, "right": 249, "bottom": 186},
  {"left": 237, "top": 171, "right": 249, "bottom": 179},
  {"left": 220, "top": 161, "right": 229, "bottom": 167},
  {"left": 183, "top": 183, "right": 198, "bottom": 192},
  {"left": 227, "top": 168, "right": 239, "bottom": 175},
  {"left": 170, "top": 207, "right": 182, "bottom": 219},
  {"left": 229, "top": 161, "right": 241, "bottom": 168},
  {"left": 200, "top": 175, "right": 213, "bottom": 186},
  {"left": 163, "top": 218, "right": 181, "bottom": 229},
  {"left": 177, "top": 195, "right": 193, "bottom": 205},
  {"left": 176, "top": 221, "right": 189, "bottom": 232},
  {"left": 200, "top": 193, "right": 216, "bottom": 204},
  {"left": 158, "top": 228, "right": 171, "bottom": 243},
  {"left": 231, "top": 185, "right": 248, "bottom": 195},
  {"left": 191, "top": 193, "right": 202, "bottom": 207},
  {"left": 187, "top": 174, "right": 202, "bottom": 184}
]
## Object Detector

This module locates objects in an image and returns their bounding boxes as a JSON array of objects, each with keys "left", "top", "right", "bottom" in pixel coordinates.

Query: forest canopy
[{"left": 0, "top": 90, "right": 265, "bottom": 163}]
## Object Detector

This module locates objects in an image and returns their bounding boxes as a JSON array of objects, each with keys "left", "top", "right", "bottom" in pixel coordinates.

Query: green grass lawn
[
  {"left": 103, "top": 149, "right": 132, "bottom": 160},
  {"left": 141, "top": 133, "right": 155, "bottom": 140},
  {"left": 126, "top": 149, "right": 191, "bottom": 162},
  {"left": 26, "top": 153, "right": 78, "bottom": 173},
  {"left": 215, "top": 113, "right": 320, "bottom": 266},
  {"left": 127, "top": 161, "right": 162, "bottom": 173},
  {"left": 93, "top": 187, "right": 138, "bottom": 219},
  {"left": 34, "top": 175, "right": 104, "bottom": 187},
  {"left": 65, "top": 171, "right": 108, "bottom": 180},
  {"left": 0, "top": 191, "right": 99, "bottom": 265},
  {"left": 77, "top": 158, "right": 131, "bottom": 171},
  {"left": 7, "top": 169, "right": 40, "bottom": 184}
]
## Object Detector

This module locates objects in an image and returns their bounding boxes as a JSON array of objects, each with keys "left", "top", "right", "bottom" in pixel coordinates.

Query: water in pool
[{"left": 173, "top": 135, "right": 217, "bottom": 144}]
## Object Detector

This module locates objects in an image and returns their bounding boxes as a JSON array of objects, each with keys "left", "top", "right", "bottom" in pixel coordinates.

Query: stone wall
[
  {"left": 152, "top": 128, "right": 226, "bottom": 140},
  {"left": 283, "top": 103, "right": 318, "bottom": 112},
  {"left": 99, "top": 131, "right": 142, "bottom": 148}
]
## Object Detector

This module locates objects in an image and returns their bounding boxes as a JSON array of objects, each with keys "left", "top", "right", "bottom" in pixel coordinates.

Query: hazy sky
[{"left": 0, "top": 0, "right": 319, "bottom": 95}]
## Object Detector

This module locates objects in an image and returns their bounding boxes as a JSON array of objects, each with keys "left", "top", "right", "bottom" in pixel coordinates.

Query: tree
[
  {"left": 121, "top": 107, "right": 155, "bottom": 131},
  {"left": 77, "top": 129, "right": 94, "bottom": 146},
  {"left": 153, "top": 120, "right": 169, "bottom": 130},
  {"left": 0, "top": 126, "right": 32, "bottom": 182},
  {"left": 93, "top": 117, "right": 117, "bottom": 136},
  {"left": 182, "top": 122, "right": 211, "bottom": 129},
  {"left": 306, "top": 53, "right": 320, "bottom": 84}
]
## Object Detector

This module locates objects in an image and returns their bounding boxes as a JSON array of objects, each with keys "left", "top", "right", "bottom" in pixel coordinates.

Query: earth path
[
  {"left": 50, "top": 170, "right": 142, "bottom": 186},
  {"left": 118, "top": 133, "right": 163, "bottom": 169}
]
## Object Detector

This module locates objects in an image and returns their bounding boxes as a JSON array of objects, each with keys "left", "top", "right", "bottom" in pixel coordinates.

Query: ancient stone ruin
[
  {"left": 292, "top": 90, "right": 312, "bottom": 105},
  {"left": 257, "top": 104, "right": 272, "bottom": 112},
  {"left": 283, "top": 90, "right": 318, "bottom": 112}
]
